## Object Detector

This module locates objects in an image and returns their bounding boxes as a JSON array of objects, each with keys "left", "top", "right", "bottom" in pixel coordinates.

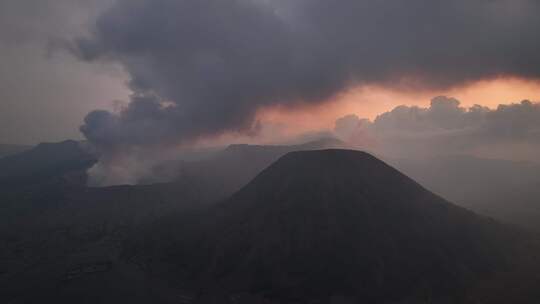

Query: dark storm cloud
[{"left": 76, "top": 0, "right": 540, "bottom": 148}]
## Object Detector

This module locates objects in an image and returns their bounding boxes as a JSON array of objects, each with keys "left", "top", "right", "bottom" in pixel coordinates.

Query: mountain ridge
[{"left": 184, "top": 149, "right": 519, "bottom": 302}]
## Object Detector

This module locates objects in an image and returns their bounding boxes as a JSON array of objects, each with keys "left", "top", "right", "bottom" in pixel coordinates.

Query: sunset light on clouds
[
  {"left": 256, "top": 77, "right": 540, "bottom": 137},
  {"left": 3, "top": 0, "right": 540, "bottom": 174},
  {"left": 5, "top": 2, "right": 540, "bottom": 302}
]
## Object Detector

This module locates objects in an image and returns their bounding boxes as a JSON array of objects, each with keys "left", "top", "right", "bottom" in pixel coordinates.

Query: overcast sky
[
  {"left": 1, "top": 0, "right": 540, "bottom": 147},
  {"left": 0, "top": 0, "right": 128, "bottom": 145}
]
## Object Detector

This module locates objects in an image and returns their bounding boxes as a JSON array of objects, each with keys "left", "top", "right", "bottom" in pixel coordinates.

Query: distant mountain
[
  {"left": 0, "top": 144, "right": 31, "bottom": 158},
  {"left": 1, "top": 147, "right": 539, "bottom": 303},
  {"left": 164, "top": 137, "right": 348, "bottom": 196},
  {"left": 0, "top": 140, "right": 98, "bottom": 223},
  {"left": 0, "top": 137, "right": 346, "bottom": 189},
  {"left": 0, "top": 140, "right": 96, "bottom": 187},
  {"left": 174, "top": 142, "right": 540, "bottom": 232},
  {"left": 4, "top": 139, "right": 540, "bottom": 234},
  {"left": 184, "top": 150, "right": 521, "bottom": 303},
  {"left": 392, "top": 155, "right": 540, "bottom": 231}
]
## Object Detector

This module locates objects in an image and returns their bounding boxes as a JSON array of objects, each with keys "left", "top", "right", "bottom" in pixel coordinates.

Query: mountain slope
[
  {"left": 0, "top": 173, "right": 220, "bottom": 304},
  {"left": 0, "top": 140, "right": 96, "bottom": 186},
  {"left": 0, "top": 144, "right": 31, "bottom": 159},
  {"left": 170, "top": 137, "right": 347, "bottom": 196},
  {"left": 195, "top": 150, "right": 519, "bottom": 302},
  {"left": 391, "top": 155, "right": 540, "bottom": 231}
]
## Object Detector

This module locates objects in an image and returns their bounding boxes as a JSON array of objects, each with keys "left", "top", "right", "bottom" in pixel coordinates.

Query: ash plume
[
  {"left": 72, "top": 0, "right": 540, "bottom": 184},
  {"left": 76, "top": 0, "right": 540, "bottom": 149}
]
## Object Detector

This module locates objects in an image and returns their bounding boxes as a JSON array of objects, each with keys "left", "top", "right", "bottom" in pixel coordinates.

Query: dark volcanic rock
[
  {"left": 2, "top": 147, "right": 535, "bottom": 304},
  {"left": 0, "top": 140, "right": 96, "bottom": 186},
  {"left": 171, "top": 137, "right": 348, "bottom": 197},
  {"left": 195, "top": 150, "right": 517, "bottom": 302},
  {"left": 0, "top": 144, "right": 31, "bottom": 159}
]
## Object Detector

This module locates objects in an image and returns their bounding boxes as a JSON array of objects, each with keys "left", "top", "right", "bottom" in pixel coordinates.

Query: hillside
[
  {"left": 191, "top": 150, "right": 521, "bottom": 303},
  {"left": 0, "top": 144, "right": 31, "bottom": 159}
]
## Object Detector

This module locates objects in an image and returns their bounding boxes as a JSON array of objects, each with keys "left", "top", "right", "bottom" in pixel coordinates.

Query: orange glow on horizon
[{"left": 256, "top": 77, "right": 540, "bottom": 136}]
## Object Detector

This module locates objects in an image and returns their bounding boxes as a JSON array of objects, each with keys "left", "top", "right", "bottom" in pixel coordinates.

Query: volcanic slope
[{"left": 195, "top": 149, "right": 520, "bottom": 302}]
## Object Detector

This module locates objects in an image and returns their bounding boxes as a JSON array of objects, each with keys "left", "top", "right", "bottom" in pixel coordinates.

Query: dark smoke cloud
[
  {"left": 76, "top": 0, "right": 540, "bottom": 149},
  {"left": 335, "top": 98, "right": 540, "bottom": 161}
]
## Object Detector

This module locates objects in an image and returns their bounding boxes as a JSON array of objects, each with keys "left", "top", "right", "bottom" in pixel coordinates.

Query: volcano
[{"left": 195, "top": 149, "right": 518, "bottom": 302}]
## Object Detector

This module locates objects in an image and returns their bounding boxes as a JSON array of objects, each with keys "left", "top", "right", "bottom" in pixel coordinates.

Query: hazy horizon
[{"left": 2, "top": 2, "right": 540, "bottom": 302}]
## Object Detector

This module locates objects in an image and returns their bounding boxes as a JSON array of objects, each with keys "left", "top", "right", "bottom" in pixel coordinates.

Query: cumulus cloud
[
  {"left": 75, "top": 0, "right": 540, "bottom": 150},
  {"left": 335, "top": 97, "right": 540, "bottom": 161},
  {"left": 67, "top": 0, "right": 540, "bottom": 184}
]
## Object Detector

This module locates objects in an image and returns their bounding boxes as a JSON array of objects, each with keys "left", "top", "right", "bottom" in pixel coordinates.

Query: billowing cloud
[
  {"left": 335, "top": 97, "right": 540, "bottom": 161},
  {"left": 76, "top": 0, "right": 540, "bottom": 149}
]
